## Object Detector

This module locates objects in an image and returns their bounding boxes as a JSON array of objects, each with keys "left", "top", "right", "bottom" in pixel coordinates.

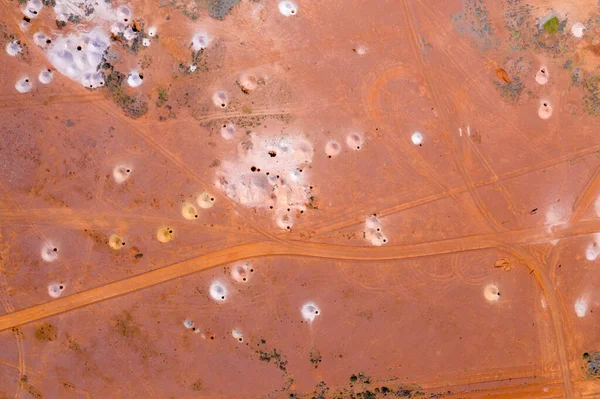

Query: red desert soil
[{"left": 1, "top": 0, "right": 600, "bottom": 398}]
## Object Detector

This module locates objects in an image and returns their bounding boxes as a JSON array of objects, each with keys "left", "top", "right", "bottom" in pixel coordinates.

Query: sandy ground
[{"left": 1, "top": 0, "right": 600, "bottom": 397}]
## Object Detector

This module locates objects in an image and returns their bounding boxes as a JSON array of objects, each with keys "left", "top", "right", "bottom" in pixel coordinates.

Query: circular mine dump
[
  {"left": 365, "top": 214, "right": 380, "bottom": 229},
  {"left": 293, "top": 139, "right": 314, "bottom": 164},
  {"left": 127, "top": 71, "right": 143, "bottom": 88},
  {"left": 41, "top": 244, "right": 58, "bottom": 262},
  {"left": 33, "top": 31, "right": 48, "bottom": 47},
  {"left": 183, "top": 319, "right": 194, "bottom": 329},
  {"left": 117, "top": 5, "right": 132, "bottom": 21},
  {"left": 108, "top": 234, "right": 125, "bottom": 250},
  {"left": 276, "top": 212, "right": 293, "bottom": 230},
  {"left": 278, "top": 1, "right": 298, "bottom": 16},
  {"left": 112, "top": 165, "right": 132, "bottom": 184},
  {"left": 110, "top": 22, "right": 125, "bottom": 35},
  {"left": 220, "top": 123, "right": 236, "bottom": 140},
  {"left": 346, "top": 132, "right": 363, "bottom": 150},
  {"left": 48, "top": 29, "right": 110, "bottom": 88},
  {"left": 142, "top": 38, "right": 151, "bottom": 47},
  {"left": 266, "top": 174, "right": 279, "bottom": 186},
  {"left": 53, "top": 48, "right": 74, "bottom": 66},
  {"left": 209, "top": 281, "right": 228, "bottom": 301},
  {"left": 325, "top": 140, "right": 341, "bottom": 157},
  {"left": 364, "top": 215, "right": 388, "bottom": 246},
  {"left": 354, "top": 45, "right": 368, "bottom": 55},
  {"left": 571, "top": 22, "right": 585, "bottom": 38},
  {"left": 123, "top": 26, "right": 137, "bottom": 41},
  {"left": 535, "top": 66, "right": 549, "bottom": 85},
  {"left": 231, "top": 261, "right": 252, "bottom": 283},
  {"left": 156, "top": 227, "right": 174, "bottom": 243},
  {"left": 575, "top": 298, "right": 588, "bottom": 317},
  {"left": 366, "top": 230, "right": 388, "bottom": 246},
  {"left": 277, "top": 137, "right": 293, "bottom": 156},
  {"left": 15, "top": 77, "right": 32, "bottom": 93},
  {"left": 289, "top": 169, "right": 302, "bottom": 182},
  {"left": 411, "top": 131, "right": 424, "bottom": 145},
  {"left": 197, "top": 191, "right": 215, "bottom": 209},
  {"left": 47, "top": 282, "right": 65, "bottom": 298},
  {"left": 301, "top": 302, "right": 320, "bottom": 322},
  {"left": 586, "top": 242, "right": 599, "bottom": 261},
  {"left": 6, "top": 41, "right": 22, "bottom": 56},
  {"left": 23, "top": 0, "right": 42, "bottom": 18},
  {"left": 232, "top": 328, "right": 244, "bottom": 342},
  {"left": 39, "top": 69, "right": 53, "bottom": 84},
  {"left": 191, "top": 32, "right": 212, "bottom": 51},
  {"left": 538, "top": 100, "right": 553, "bottom": 120},
  {"left": 80, "top": 72, "right": 106, "bottom": 89},
  {"left": 181, "top": 203, "right": 199, "bottom": 220},
  {"left": 212, "top": 91, "right": 229, "bottom": 108},
  {"left": 238, "top": 73, "right": 258, "bottom": 93},
  {"left": 148, "top": 26, "right": 157, "bottom": 37},
  {"left": 483, "top": 284, "right": 500, "bottom": 302},
  {"left": 19, "top": 20, "right": 30, "bottom": 32}
]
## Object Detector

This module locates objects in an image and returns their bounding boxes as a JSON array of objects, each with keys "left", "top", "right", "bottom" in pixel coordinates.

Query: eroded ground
[{"left": 1, "top": 0, "right": 600, "bottom": 398}]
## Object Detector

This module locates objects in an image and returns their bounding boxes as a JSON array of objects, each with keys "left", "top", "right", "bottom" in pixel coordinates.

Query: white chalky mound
[{"left": 216, "top": 132, "right": 314, "bottom": 229}]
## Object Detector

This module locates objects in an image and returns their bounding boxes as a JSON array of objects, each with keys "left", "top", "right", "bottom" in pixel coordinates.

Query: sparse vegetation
[
  {"left": 583, "top": 351, "right": 600, "bottom": 377},
  {"left": 105, "top": 70, "right": 148, "bottom": 119},
  {"left": 583, "top": 76, "right": 600, "bottom": 116},
  {"left": 157, "top": 88, "right": 169, "bottom": 107},
  {"left": 35, "top": 322, "right": 58, "bottom": 341},
  {"left": 543, "top": 16, "right": 560, "bottom": 34}
]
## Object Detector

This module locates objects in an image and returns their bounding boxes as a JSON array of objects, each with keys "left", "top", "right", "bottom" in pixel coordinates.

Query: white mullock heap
[
  {"left": 216, "top": 132, "right": 314, "bottom": 229},
  {"left": 364, "top": 215, "right": 388, "bottom": 246},
  {"left": 43, "top": 1, "right": 140, "bottom": 88},
  {"left": 47, "top": 28, "right": 110, "bottom": 89}
]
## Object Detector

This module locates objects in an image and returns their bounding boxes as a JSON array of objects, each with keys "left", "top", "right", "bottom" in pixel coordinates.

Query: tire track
[
  {"left": 569, "top": 164, "right": 600, "bottom": 223},
  {"left": 364, "top": 64, "right": 493, "bottom": 234},
  {"left": 90, "top": 77, "right": 289, "bottom": 249},
  {"left": 0, "top": 0, "right": 282, "bottom": 247},
  {"left": 399, "top": 2, "right": 572, "bottom": 397},
  {"left": 4, "top": 216, "right": 600, "bottom": 331},
  {"left": 189, "top": 100, "right": 336, "bottom": 124},
  {"left": 310, "top": 142, "right": 600, "bottom": 237},
  {"left": 0, "top": 226, "right": 24, "bottom": 399},
  {"left": 499, "top": 245, "right": 574, "bottom": 399},
  {"left": 400, "top": 0, "right": 501, "bottom": 234},
  {"left": 464, "top": 138, "right": 520, "bottom": 223},
  {"left": 0, "top": 182, "right": 47, "bottom": 399},
  {"left": 0, "top": 94, "right": 106, "bottom": 110}
]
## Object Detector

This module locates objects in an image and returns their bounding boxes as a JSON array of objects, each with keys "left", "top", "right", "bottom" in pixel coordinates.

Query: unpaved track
[
  {"left": 2, "top": 217, "right": 600, "bottom": 332},
  {"left": 0, "top": 1, "right": 597, "bottom": 397}
]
